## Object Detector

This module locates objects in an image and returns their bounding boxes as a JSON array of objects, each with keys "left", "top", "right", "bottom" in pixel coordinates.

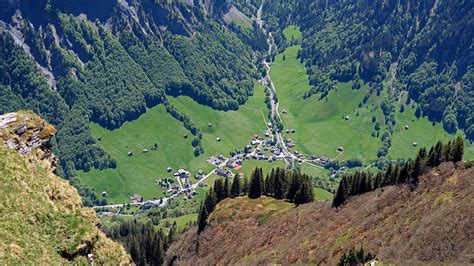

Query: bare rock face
[{"left": 0, "top": 111, "right": 58, "bottom": 170}]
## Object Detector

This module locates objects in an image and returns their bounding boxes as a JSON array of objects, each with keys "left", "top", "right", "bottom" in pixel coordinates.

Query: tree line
[
  {"left": 333, "top": 137, "right": 465, "bottom": 208},
  {"left": 105, "top": 219, "right": 180, "bottom": 266},
  {"left": 198, "top": 167, "right": 314, "bottom": 233}
]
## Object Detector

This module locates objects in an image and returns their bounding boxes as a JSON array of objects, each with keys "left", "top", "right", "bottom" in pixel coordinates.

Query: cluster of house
[
  {"left": 194, "top": 169, "right": 206, "bottom": 180},
  {"left": 157, "top": 178, "right": 174, "bottom": 188},
  {"left": 173, "top": 168, "right": 191, "bottom": 179},
  {"left": 207, "top": 155, "right": 227, "bottom": 167},
  {"left": 215, "top": 168, "right": 233, "bottom": 177},
  {"left": 226, "top": 156, "right": 243, "bottom": 170}
]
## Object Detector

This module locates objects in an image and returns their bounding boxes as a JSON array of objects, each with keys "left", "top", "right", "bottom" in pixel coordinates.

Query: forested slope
[
  {"left": 261, "top": 0, "right": 474, "bottom": 140},
  {"left": 0, "top": 0, "right": 265, "bottom": 195}
]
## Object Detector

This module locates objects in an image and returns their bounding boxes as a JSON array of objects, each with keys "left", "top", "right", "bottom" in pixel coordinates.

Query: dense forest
[
  {"left": 261, "top": 0, "right": 474, "bottom": 140},
  {"left": 0, "top": 0, "right": 263, "bottom": 204},
  {"left": 105, "top": 219, "right": 180, "bottom": 265}
]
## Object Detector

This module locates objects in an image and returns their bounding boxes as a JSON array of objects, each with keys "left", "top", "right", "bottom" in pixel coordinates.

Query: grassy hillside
[
  {"left": 271, "top": 45, "right": 382, "bottom": 161},
  {"left": 270, "top": 32, "right": 474, "bottom": 162},
  {"left": 166, "top": 162, "right": 474, "bottom": 265},
  {"left": 283, "top": 25, "right": 302, "bottom": 40},
  {"left": 0, "top": 146, "right": 131, "bottom": 264},
  {"left": 78, "top": 83, "right": 270, "bottom": 203},
  {"left": 390, "top": 100, "right": 474, "bottom": 160}
]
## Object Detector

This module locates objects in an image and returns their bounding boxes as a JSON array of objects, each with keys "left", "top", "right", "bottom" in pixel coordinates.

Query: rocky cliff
[{"left": 0, "top": 111, "right": 132, "bottom": 264}]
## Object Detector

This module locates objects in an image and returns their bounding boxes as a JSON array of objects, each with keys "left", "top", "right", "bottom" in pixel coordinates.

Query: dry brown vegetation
[{"left": 166, "top": 162, "right": 474, "bottom": 265}]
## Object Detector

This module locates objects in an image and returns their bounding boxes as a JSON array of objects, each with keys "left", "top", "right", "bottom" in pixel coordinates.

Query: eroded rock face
[{"left": 0, "top": 111, "right": 58, "bottom": 170}]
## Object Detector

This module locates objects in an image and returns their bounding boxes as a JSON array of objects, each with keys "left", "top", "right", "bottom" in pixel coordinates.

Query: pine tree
[
  {"left": 452, "top": 136, "right": 464, "bottom": 162},
  {"left": 242, "top": 175, "right": 249, "bottom": 194},
  {"left": 223, "top": 176, "right": 230, "bottom": 200},
  {"left": 230, "top": 175, "right": 241, "bottom": 198},
  {"left": 273, "top": 167, "right": 286, "bottom": 199},
  {"left": 398, "top": 159, "right": 412, "bottom": 184},
  {"left": 442, "top": 141, "right": 452, "bottom": 162},
  {"left": 333, "top": 176, "right": 348, "bottom": 207},
  {"left": 214, "top": 179, "right": 224, "bottom": 202},
  {"left": 286, "top": 172, "right": 301, "bottom": 201},
  {"left": 248, "top": 167, "right": 263, "bottom": 199},
  {"left": 197, "top": 202, "right": 208, "bottom": 234},
  {"left": 293, "top": 176, "right": 314, "bottom": 205},
  {"left": 204, "top": 188, "right": 217, "bottom": 214},
  {"left": 373, "top": 172, "right": 384, "bottom": 189}
]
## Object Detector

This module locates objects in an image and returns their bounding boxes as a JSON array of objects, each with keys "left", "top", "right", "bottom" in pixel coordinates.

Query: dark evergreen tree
[
  {"left": 293, "top": 176, "right": 314, "bottom": 205},
  {"left": 242, "top": 175, "right": 249, "bottom": 194},
  {"left": 223, "top": 177, "right": 230, "bottom": 200},
  {"left": 333, "top": 176, "right": 349, "bottom": 208},
  {"left": 285, "top": 172, "right": 301, "bottom": 201},
  {"left": 230, "top": 175, "right": 241, "bottom": 198},
  {"left": 452, "top": 136, "right": 464, "bottom": 162},
  {"left": 197, "top": 202, "right": 208, "bottom": 234},
  {"left": 273, "top": 167, "right": 287, "bottom": 199},
  {"left": 248, "top": 167, "right": 263, "bottom": 199},
  {"left": 214, "top": 179, "right": 224, "bottom": 202}
]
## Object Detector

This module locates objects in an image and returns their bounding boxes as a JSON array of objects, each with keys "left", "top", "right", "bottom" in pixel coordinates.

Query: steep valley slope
[
  {"left": 0, "top": 112, "right": 132, "bottom": 264},
  {"left": 166, "top": 162, "right": 474, "bottom": 265}
]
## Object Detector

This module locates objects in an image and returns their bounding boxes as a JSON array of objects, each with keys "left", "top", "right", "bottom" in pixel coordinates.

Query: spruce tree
[
  {"left": 293, "top": 176, "right": 314, "bottom": 205},
  {"left": 197, "top": 202, "right": 208, "bottom": 234},
  {"left": 204, "top": 188, "right": 217, "bottom": 214},
  {"left": 333, "top": 176, "right": 348, "bottom": 207},
  {"left": 452, "top": 136, "right": 464, "bottom": 162},
  {"left": 286, "top": 172, "right": 301, "bottom": 201},
  {"left": 230, "top": 175, "right": 241, "bottom": 198},
  {"left": 214, "top": 179, "right": 224, "bottom": 202},
  {"left": 248, "top": 167, "right": 263, "bottom": 199},
  {"left": 242, "top": 175, "right": 249, "bottom": 194},
  {"left": 398, "top": 159, "right": 412, "bottom": 184},
  {"left": 273, "top": 167, "right": 286, "bottom": 199},
  {"left": 223, "top": 176, "right": 230, "bottom": 200}
]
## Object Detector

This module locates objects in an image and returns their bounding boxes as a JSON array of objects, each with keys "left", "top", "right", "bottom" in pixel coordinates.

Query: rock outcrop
[
  {"left": 0, "top": 111, "right": 133, "bottom": 265},
  {"left": 0, "top": 111, "right": 58, "bottom": 170}
]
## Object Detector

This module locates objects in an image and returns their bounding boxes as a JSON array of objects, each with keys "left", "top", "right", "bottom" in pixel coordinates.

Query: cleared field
[
  {"left": 271, "top": 45, "right": 382, "bottom": 162},
  {"left": 77, "top": 105, "right": 197, "bottom": 203},
  {"left": 78, "top": 83, "right": 269, "bottom": 203},
  {"left": 236, "top": 159, "right": 286, "bottom": 179},
  {"left": 389, "top": 102, "right": 474, "bottom": 160},
  {"left": 169, "top": 82, "right": 269, "bottom": 158},
  {"left": 314, "top": 187, "right": 333, "bottom": 201},
  {"left": 283, "top": 24, "right": 302, "bottom": 40}
]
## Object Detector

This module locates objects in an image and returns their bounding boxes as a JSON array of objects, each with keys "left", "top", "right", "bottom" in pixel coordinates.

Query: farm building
[
  {"left": 130, "top": 194, "right": 143, "bottom": 204},
  {"left": 216, "top": 168, "right": 231, "bottom": 177}
]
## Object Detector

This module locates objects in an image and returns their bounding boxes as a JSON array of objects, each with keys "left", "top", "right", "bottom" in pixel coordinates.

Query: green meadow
[
  {"left": 168, "top": 82, "right": 269, "bottom": 158},
  {"left": 78, "top": 83, "right": 270, "bottom": 203},
  {"left": 389, "top": 100, "right": 474, "bottom": 160},
  {"left": 283, "top": 24, "right": 302, "bottom": 41},
  {"left": 271, "top": 45, "right": 382, "bottom": 162}
]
